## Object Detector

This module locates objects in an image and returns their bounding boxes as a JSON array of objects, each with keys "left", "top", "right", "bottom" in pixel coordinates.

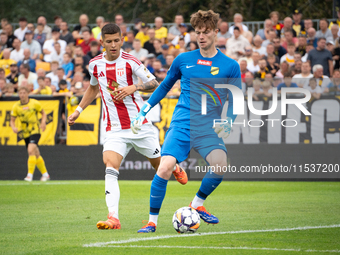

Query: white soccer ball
[{"left": 172, "top": 207, "right": 200, "bottom": 233}]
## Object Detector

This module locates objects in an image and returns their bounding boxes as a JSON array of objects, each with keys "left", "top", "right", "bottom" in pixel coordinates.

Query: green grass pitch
[{"left": 0, "top": 180, "right": 339, "bottom": 254}]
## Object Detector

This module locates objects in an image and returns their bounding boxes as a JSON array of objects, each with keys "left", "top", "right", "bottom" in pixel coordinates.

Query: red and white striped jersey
[{"left": 89, "top": 50, "right": 155, "bottom": 132}]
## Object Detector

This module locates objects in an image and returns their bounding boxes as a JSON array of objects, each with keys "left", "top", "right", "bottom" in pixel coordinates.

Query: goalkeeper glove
[
  {"left": 213, "top": 117, "right": 232, "bottom": 139},
  {"left": 131, "top": 102, "right": 151, "bottom": 134}
]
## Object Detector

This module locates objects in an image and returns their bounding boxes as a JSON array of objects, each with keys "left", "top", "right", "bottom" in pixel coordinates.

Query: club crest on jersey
[
  {"left": 117, "top": 68, "right": 125, "bottom": 76},
  {"left": 107, "top": 80, "right": 119, "bottom": 96},
  {"left": 210, "top": 66, "right": 219, "bottom": 75},
  {"left": 197, "top": 59, "right": 212, "bottom": 66}
]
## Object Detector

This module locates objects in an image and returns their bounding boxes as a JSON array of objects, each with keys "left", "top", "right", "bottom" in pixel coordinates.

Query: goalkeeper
[{"left": 126, "top": 10, "right": 241, "bottom": 233}]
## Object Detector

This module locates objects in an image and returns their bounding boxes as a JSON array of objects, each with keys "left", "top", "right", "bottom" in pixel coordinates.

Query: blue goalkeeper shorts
[{"left": 161, "top": 126, "right": 227, "bottom": 163}]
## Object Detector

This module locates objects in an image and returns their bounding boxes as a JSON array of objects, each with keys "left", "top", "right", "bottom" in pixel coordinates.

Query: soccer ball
[{"left": 172, "top": 207, "right": 200, "bottom": 233}]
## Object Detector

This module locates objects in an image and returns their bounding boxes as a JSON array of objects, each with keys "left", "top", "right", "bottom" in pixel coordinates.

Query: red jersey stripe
[
  {"left": 121, "top": 54, "right": 142, "bottom": 65},
  {"left": 94, "top": 65, "right": 111, "bottom": 131},
  {"left": 106, "top": 63, "right": 131, "bottom": 129},
  {"left": 89, "top": 53, "right": 103, "bottom": 63}
]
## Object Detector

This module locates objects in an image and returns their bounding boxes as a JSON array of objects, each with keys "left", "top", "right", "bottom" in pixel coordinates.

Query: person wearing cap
[
  {"left": 171, "top": 23, "right": 190, "bottom": 46},
  {"left": 316, "top": 18, "right": 332, "bottom": 40},
  {"left": 308, "top": 38, "right": 333, "bottom": 77},
  {"left": 79, "top": 27, "right": 96, "bottom": 55},
  {"left": 292, "top": 10, "right": 305, "bottom": 36},
  {"left": 14, "top": 17, "right": 28, "bottom": 42},
  {"left": 42, "top": 27, "right": 67, "bottom": 62},
  {"left": 0, "top": 48, "right": 17, "bottom": 76},
  {"left": 157, "top": 44, "right": 169, "bottom": 66},
  {"left": 154, "top": 17, "right": 168, "bottom": 44},
  {"left": 135, "top": 22, "right": 150, "bottom": 47},
  {"left": 20, "top": 30, "right": 42, "bottom": 60}
]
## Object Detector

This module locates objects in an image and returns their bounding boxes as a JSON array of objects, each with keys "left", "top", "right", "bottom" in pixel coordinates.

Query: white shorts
[{"left": 103, "top": 124, "right": 161, "bottom": 159}]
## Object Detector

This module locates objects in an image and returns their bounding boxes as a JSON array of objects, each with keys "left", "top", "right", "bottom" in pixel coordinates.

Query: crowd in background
[{"left": 1, "top": 10, "right": 340, "bottom": 103}]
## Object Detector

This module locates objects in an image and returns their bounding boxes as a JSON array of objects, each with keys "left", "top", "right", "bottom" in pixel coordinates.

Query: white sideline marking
[
  {"left": 0, "top": 181, "right": 100, "bottom": 186},
  {"left": 105, "top": 245, "right": 340, "bottom": 253},
  {"left": 83, "top": 224, "right": 340, "bottom": 247}
]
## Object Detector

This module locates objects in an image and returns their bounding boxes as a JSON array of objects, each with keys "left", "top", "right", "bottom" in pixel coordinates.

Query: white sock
[
  {"left": 42, "top": 173, "right": 49, "bottom": 177},
  {"left": 105, "top": 167, "right": 120, "bottom": 219},
  {"left": 149, "top": 214, "right": 158, "bottom": 225},
  {"left": 191, "top": 195, "right": 205, "bottom": 209},
  {"left": 27, "top": 173, "right": 33, "bottom": 178}
]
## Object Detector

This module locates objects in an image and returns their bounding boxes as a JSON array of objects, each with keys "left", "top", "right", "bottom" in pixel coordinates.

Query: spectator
[
  {"left": 154, "top": 17, "right": 168, "bottom": 44},
  {"left": 328, "top": 69, "right": 340, "bottom": 91},
  {"left": 74, "top": 56, "right": 89, "bottom": 79},
  {"left": 46, "top": 61, "right": 60, "bottom": 89},
  {"left": 34, "top": 16, "right": 52, "bottom": 39},
  {"left": 312, "top": 64, "right": 331, "bottom": 91},
  {"left": 72, "top": 14, "right": 91, "bottom": 43},
  {"left": 235, "top": 22, "right": 253, "bottom": 44},
  {"left": 0, "top": 76, "right": 5, "bottom": 96},
  {"left": 10, "top": 38, "right": 24, "bottom": 62},
  {"left": 151, "top": 59, "right": 162, "bottom": 75},
  {"left": 157, "top": 44, "right": 169, "bottom": 66},
  {"left": 56, "top": 67, "right": 70, "bottom": 88},
  {"left": 262, "top": 80, "right": 273, "bottom": 97},
  {"left": 264, "top": 43, "right": 280, "bottom": 63},
  {"left": 0, "top": 49, "right": 16, "bottom": 76},
  {"left": 86, "top": 40, "right": 100, "bottom": 59},
  {"left": 60, "top": 22, "right": 75, "bottom": 45},
  {"left": 132, "top": 18, "right": 142, "bottom": 36},
  {"left": 0, "top": 18, "right": 8, "bottom": 34},
  {"left": 307, "top": 27, "right": 318, "bottom": 48},
  {"left": 293, "top": 59, "right": 302, "bottom": 74},
  {"left": 292, "top": 61, "right": 313, "bottom": 88},
  {"left": 73, "top": 45, "right": 90, "bottom": 68},
  {"left": 296, "top": 34, "right": 307, "bottom": 56},
  {"left": 277, "top": 71, "right": 298, "bottom": 91},
  {"left": 301, "top": 42, "right": 315, "bottom": 62},
  {"left": 115, "top": 14, "right": 125, "bottom": 27},
  {"left": 256, "top": 19, "right": 273, "bottom": 40},
  {"left": 292, "top": 10, "right": 305, "bottom": 36},
  {"left": 216, "top": 37, "right": 226, "bottom": 54},
  {"left": 135, "top": 23, "right": 150, "bottom": 47},
  {"left": 31, "top": 76, "right": 52, "bottom": 95},
  {"left": 254, "top": 59, "right": 269, "bottom": 79},
  {"left": 20, "top": 30, "right": 41, "bottom": 60},
  {"left": 252, "top": 35, "right": 266, "bottom": 57},
  {"left": 130, "top": 39, "right": 148, "bottom": 62},
  {"left": 276, "top": 61, "right": 290, "bottom": 78},
  {"left": 247, "top": 51, "right": 260, "bottom": 73},
  {"left": 92, "top": 16, "right": 105, "bottom": 39},
  {"left": 217, "top": 21, "right": 231, "bottom": 39},
  {"left": 62, "top": 53, "right": 74, "bottom": 79},
  {"left": 281, "top": 17, "right": 297, "bottom": 37},
  {"left": 270, "top": 11, "right": 283, "bottom": 37},
  {"left": 6, "top": 63, "right": 19, "bottom": 90},
  {"left": 154, "top": 67, "right": 167, "bottom": 82},
  {"left": 54, "top": 16, "right": 63, "bottom": 28},
  {"left": 5, "top": 24, "right": 16, "bottom": 48},
  {"left": 329, "top": 9, "right": 340, "bottom": 29},
  {"left": 122, "top": 31, "right": 134, "bottom": 53},
  {"left": 330, "top": 24, "right": 339, "bottom": 47},
  {"left": 144, "top": 28, "right": 156, "bottom": 54},
  {"left": 32, "top": 68, "right": 46, "bottom": 89},
  {"left": 79, "top": 28, "right": 95, "bottom": 55},
  {"left": 34, "top": 23, "right": 47, "bottom": 48},
  {"left": 171, "top": 23, "right": 190, "bottom": 47},
  {"left": 14, "top": 17, "right": 28, "bottom": 41},
  {"left": 153, "top": 39, "right": 163, "bottom": 56},
  {"left": 165, "top": 54, "right": 174, "bottom": 68},
  {"left": 262, "top": 29, "right": 277, "bottom": 48},
  {"left": 73, "top": 81, "right": 84, "bottom": 96},
  {"left": 273, "top": 37, "right": 287, "bottom": 59},
  {"left": 280, "top": 43, "right": 296, "bottom": 66},
  {"left": 0, "top": 68, "right": 5, "bottom": 80},
  {"left": 306, "top": 78, "right": 322, "bottom": 99},
  {"left": 43, "top": 27, "right": 67, "bottom": 62},
  {"left": 50, "top": 41, "right": 65, "bottom": 66},
  {"left": 45, "top": 77, "right": 56, "bottom": 92},
  {"left": 17, "top": 48, "right": 36, "bottom": 73},
  {"left": 316, "top": 18, "right": 332, "bottom": 40},
  {"left": 239, "top": 59, "right": 248, "bottom": 82},
  {"left": 229, "top": 13, "right": 248, "bottom": 34},
  {"left": 18, "top": 63, "right": 37, "bottom": 87},
  {"left": 308, "top": 37, "right": 333, "bottom": 77},
  {"left": 0, "top": 32, "right": 8, "bottom": 51},
  {"left": 267, "top": 54, "right": 280, "bottom": 76},
  {"left": 226, "top": 27, "right": 250, "bottom": 59},
  {"left": 3, "top": 83, "right": 16, "bottom": 97},
  {"left": 281, "top": 29, "right": 298, "bottom": 50},
  {"left": 168, "top": 15, "right": 184, "bottom": 40},
  {"left": 71, "top": 72, "right": 84, "bottom": 89},
  {"left": 243, "top": 71, "right": 254, "bottom": 91},
  {"left": 329, "top": 40, "right": 340, "bottom": 70},
  {"left": 251, "top": 79, "right": 264, "bottom": 100},
  {"left": 304, "top": 19, "right": 313, "bottom": 34}
]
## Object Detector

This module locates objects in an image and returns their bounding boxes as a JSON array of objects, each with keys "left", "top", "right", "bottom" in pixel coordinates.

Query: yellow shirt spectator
[
  {"left": 135, "top": 32, "right": 150, "bottom": 47},
  {"left": 0, "top": 59, "right": 17, "bottom": 76},
  {"left": 155, "top": 27, "right": 168, "bottom": 40},
  {"left": 32, "top": 86, "right": 52, "bottom": 95}
]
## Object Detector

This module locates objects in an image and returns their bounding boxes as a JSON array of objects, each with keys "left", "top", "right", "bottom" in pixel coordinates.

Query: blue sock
[
  {"left": 150, "top": 174, "right": 168, "bottom": 215},
  {"left": 197, "top": 171, "right": 224, "bottom": 199}
]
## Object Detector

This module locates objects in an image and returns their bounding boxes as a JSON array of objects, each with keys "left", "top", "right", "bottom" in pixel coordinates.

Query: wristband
[{"left": 76, "top": 106, "right": 83, "bottom": 114}]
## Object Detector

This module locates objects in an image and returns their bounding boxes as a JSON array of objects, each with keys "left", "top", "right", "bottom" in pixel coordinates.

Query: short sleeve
[
  {"left": 35, "top": 100, "right": 43, "bottom": 112},
  {"left": 88, "top": 62, "right": 99, "bottom": 86},
  {"left": 133, "top": 63, "right": 156, "bottom": 83},
  {"left": 11, "top": 104, "right": 18, "bottom": 117}
]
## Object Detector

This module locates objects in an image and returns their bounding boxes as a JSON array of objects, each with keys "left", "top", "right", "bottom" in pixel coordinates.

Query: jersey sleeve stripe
[
  {"left": 89, "top": 53, "right": 103, "bottom": 64},
  {"left": 106, "top": 63, "right": 131, "bottom": 129},
  {"left": 122, "top": 52, "right": 142, "bottom": 66}
]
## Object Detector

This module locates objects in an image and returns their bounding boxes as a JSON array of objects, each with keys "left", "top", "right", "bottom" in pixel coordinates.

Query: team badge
[
  {"left": 107, "top": 80, "right": 119, "bottom": 97},
  {"left": 210, "top": 66, "right": 219, "bottom": 75},
  {"left": 117, "top": 68, "right": 125, "bottom": 76}
]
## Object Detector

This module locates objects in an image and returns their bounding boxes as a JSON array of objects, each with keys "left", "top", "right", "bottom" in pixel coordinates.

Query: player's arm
[
  {"left": 10, "top": 116, "right": 18, "bottom": 133},
  {"left": 40, "top": 109, "right": 47, "bottom": 132},
  {"left": 114, "top": 79, "right": 159, "bottom": 101},
  {"left": 68, "top": 84, "right": 99, "bottom": 126}
]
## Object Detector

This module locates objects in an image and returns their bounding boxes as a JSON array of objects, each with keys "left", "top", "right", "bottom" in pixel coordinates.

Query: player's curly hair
[
  {"left": 101, "top": 23, "right": 121, "bottom": 38},
  {"left": 190, "top": 10, "right": 220, "bottom": 30}
]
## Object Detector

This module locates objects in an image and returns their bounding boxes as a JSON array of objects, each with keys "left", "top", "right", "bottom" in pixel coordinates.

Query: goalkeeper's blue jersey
[{"left": 148, "top": 49, "right": 241, "bottom": 131}]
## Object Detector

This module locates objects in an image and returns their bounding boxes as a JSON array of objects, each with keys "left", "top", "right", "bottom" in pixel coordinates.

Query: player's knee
[{"left": 103, "top": 157, "right": 119, "bottom": 170}]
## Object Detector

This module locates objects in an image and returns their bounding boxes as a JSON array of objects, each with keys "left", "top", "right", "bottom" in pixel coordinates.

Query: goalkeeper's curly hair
[{"left": 190, "top": 10, "right": 220, "bottom": 31}]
